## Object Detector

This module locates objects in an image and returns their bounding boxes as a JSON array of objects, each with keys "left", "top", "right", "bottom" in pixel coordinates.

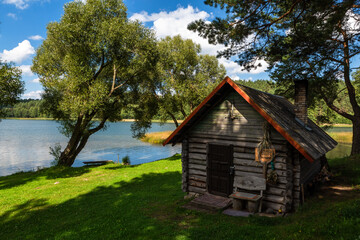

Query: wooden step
[{"left": 184, "top": 193, "right": 232, "bottom": 212}]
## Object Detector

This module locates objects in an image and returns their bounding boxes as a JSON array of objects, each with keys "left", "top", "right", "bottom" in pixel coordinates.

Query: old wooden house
[{"left": 163, "top": 76, "right": 337, "bottom": 213}]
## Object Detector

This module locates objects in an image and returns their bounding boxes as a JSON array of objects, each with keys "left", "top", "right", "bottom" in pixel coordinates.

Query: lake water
[
  {"left": 0, "top": 120, "right": 180, "bottom": 177},
  {"left": 0, "top": 120, "right": 352, "bottom": 177}
]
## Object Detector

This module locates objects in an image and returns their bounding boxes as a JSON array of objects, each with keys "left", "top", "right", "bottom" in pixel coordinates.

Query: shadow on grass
[
  {"left": 1, "top": 168, "right": 360, "bottom": 240},
  {"left": 0, "top": 166, "right": 91, "bottom": 190},
  {"left": 0, "top": 171, "right": 185, "bottom": 239},
  {"left": 328, "top": 154, "right": 360, "bottom": 186}
]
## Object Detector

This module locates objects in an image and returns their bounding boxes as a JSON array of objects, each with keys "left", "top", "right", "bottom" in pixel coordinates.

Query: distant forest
[{"left": 2, "top": 79, "right": 352, "bottom": 124}]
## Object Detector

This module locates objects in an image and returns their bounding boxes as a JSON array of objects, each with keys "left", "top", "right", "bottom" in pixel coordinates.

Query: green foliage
[
  {"left": 2, "top": 99, "right": 52, "bottom": 118},
  {"left": 49, "top": 143, "right": 62, "bottom": 166},
  {"left": 156, "top": 35, "right": 226, "bottom": 126},
  {"left": 189, "top": 0, "right": 360, "bottom": 154},
  {"left": 0, "top": 61, "right": 24, "bottom": 118},
  {"left": 31, "top": 0, "right": 160, "bottom": 165},
  {"left": 121, "top": 155, "right": 130, "bottom": 165}
]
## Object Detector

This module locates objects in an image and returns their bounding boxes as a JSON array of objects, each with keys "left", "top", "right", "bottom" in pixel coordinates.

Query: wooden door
[{"left": 207, "top": 144, "right": 234, "bottom": 197}]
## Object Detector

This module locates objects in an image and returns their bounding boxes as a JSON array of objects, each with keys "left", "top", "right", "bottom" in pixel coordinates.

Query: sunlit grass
[
  {"left": 141, "top": 131, "right": 173, "bottom": 144},
  {"left": 328, "top": 132, "right": 353, "bottom": 144}
]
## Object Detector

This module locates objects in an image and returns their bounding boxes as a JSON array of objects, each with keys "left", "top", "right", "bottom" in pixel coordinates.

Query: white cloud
[
  {"left": 3, "top": 0, "right": 29, "bottom": 9},
  {"left": 0, "top": 40, "right": 35, "bottom": 64},
  {"left": 7, "top": 13, "right": 17, "bottom": 19},
  {"left": 130, "top": 5, "right": 268, "bottom": 77},
  {"left": 130, "top": 6, "right": 221, "bottom": 56},
  {"left": 22, "top": 90, "right": 43, "bottom": 99},
  {"left": 28, "top": 35, "right": 43, "bottom": 41},
  {"left": 31, "top": 78, "right": 40, "bottom": 83},
  {"left": 18, "top": 65, "right": 34, "bottom": 76},
  {"left": 218, "top": 58, "right": 269, "bottom": 76}
]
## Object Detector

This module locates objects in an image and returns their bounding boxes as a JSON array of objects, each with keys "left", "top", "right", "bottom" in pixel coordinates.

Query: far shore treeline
[{"left": 2, "top": 78, "right": 353, "bottom": 125}]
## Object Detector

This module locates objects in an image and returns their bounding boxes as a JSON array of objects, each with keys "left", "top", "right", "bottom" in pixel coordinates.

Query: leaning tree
[
  {"left": 189, "top": 0, "right": 360, "bottom": 155},
  {"left": 32, "top": 0, "right": 160, "bottom": 166}
]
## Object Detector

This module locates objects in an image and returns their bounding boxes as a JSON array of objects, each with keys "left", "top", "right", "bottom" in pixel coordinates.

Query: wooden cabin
[{"left": 163, "top": 76, "right": 337, "bottom": 213}]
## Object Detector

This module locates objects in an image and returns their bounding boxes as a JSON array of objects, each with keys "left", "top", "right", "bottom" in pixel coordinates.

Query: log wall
[
  {"left": 183, "top": 91, "right": 303, "bottom": 212},
  {"left": 181, "top": 138, "right": 189, "bottom": 192}
]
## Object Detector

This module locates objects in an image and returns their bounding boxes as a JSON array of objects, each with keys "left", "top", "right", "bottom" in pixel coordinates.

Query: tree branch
[
  {"left": 258, "top": 0, "right": 302, "bottom": 30},
  {"left": 322, "top": 95, "right": 354, "bottom": 120}
]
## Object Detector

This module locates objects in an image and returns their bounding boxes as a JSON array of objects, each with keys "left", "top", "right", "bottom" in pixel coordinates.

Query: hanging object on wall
[
  {"left": 225, "top": 98, "right": 239, "bottom": 121},
  {"left": 255, "top": 121, "right": 278, "bottom": 183},
  {"left": 255, "top": 121, "right": 276, "bottom": 163}
]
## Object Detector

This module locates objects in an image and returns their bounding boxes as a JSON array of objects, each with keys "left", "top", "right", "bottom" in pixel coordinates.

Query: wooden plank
[
  {"left": 233, "top": 176, "right": 266, "bottom": 190},
  {"left": 189, "top": 175, "right": 207, "bottom": 182},
  {"left": 262, "top": 201, "right": 284, "bottom": 211},
  {"left": 189, "top": 169, "right": 206, "bottom": 177},
  {"left": 266, "top": 187, "right": 285, "bottom": 196},
  {"left": 189, "top": 163, "right": 206, "bottom": 171},
  {"left": 234, "top": 152, "right": 254, "bottom": 160},
  {"left": 189, "top": 153, "right": 206, "bottom": 160},
  {"left": 233, "top": 158, "right": 288, "bottom": 170},
  {"left": 263, "top": 195, "right": 285, "bottom": 204},
  {"left": 189, "top": 147, "right": 207, "bottom": 154},
  {"left": 234, "top": 165, "right": 287, "bottom": 177},
  {"left": 188, "top": 186, "right": 206, "bottom": 194},
  {"left": 189, "top": 179, "right": 206, "bottom": 188},
  {"left": 189, "top": 134, "right": 287, "bottom": 145},
  {"left": 234, "top": 155, "right": 287, "bottom": 163},
  {"left": 188, "top": 159, "right": 206, "bottom": 166},
  {"left": 189, "top": 143, "right": 206, "bottom": 149},
  {"left": 235, "top": 172, "right": 288, "bottom": 185}
]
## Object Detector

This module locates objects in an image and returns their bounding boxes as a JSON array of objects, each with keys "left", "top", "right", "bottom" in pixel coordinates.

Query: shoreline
[{"left": 3, "top": 118, "right": 183, "bottom": 124}]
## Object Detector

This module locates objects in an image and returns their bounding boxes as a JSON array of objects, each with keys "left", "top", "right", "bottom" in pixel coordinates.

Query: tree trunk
[
  {"left": 57, "top": 115, "right": 108, "bottom": 167},
  {"left": 58, "top": 133, "right": 90, "bottom": 167},
  {"left": 351, "top": 117, "right": 360, "bottom": 155},
  {"left": 167, "top": 110, "right": 179, "bottom": 128}
]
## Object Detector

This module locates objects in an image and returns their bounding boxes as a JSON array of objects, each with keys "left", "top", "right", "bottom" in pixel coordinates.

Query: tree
[
  {"left": 189, "top": 0, "right": 360, "bottom": 155},
  {"left": 32, "top": 0, "right": 159, "bottom": 167},
  {"left": 0, "top": 61, "right": 24, "bottom": 118},
  {"left": 156, "top": 35, "right": 226, "bottom": 127}
]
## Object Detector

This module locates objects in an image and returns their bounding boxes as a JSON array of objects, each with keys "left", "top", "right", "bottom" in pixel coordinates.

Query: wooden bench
[{"left": 229, "top": 176, "right": 266, "bottom": 213}]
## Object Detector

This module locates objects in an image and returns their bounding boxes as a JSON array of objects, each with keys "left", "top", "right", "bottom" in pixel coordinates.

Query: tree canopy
[
  {"left": 32, "top": 0, "right": 160, "bottom": 166},
  {"left": 156, "top": 35, "right": 226, "bottom": 127},
  {"left": 0, "top": 60, "right": 24, "bottom": 118},
  {"left": 189, "top": 0, "right": 360, "bottom": 155}
]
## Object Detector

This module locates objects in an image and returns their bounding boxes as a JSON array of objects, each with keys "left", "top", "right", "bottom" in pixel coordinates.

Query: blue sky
[{"left": 0, "top": 0, "right": 270, "bottom": 99}]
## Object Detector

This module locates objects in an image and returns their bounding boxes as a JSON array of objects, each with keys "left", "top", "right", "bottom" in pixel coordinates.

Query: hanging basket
[{"left": 255, "top": 148, "right": 275, "bottom": 164}]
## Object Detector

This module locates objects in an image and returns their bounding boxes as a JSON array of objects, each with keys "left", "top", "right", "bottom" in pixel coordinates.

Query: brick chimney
[{"left": 294, "top": 80, "right": 308, "bottom": 125}]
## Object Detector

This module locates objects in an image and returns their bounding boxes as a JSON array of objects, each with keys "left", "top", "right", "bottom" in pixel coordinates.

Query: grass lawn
[{"left": 0, "top": 154, "right": 359, "bottom": 240}]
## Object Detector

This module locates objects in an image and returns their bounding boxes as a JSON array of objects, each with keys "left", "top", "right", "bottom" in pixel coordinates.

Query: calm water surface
[
  {"left": 0, "top": 120, "right": 352, "bottom": 176},
  {"left": 0, "top": 120, "right": 180, "bottom": 176}
]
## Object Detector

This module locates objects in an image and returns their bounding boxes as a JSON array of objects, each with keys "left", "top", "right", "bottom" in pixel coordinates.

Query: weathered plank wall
[
  {"left": 185, "top": 91, "right": 300, "bottom": 212},
  {"left": 181, "top": 138, "right": 189, "bottom": 192},
  {"left": 300, "top": 154, "right": 321, "bottom": 185}
]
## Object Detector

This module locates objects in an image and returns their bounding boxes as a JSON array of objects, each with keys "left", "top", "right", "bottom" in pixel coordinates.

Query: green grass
[
  {"left": 328, "top": 132, "right": 353, "bottom": 144},
  {"left": 0, "top": 154, "right": 359, "bottom": 240}
]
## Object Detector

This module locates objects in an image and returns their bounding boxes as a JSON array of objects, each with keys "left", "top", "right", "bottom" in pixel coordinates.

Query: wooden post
[{"left": 181, "top": 137, "right": 189, "bottom": 193}]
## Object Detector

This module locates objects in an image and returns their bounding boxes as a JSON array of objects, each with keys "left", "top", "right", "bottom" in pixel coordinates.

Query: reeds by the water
[
  {"left": 328, "top": 132, "right": 353, "bottom": 144},
  {"left": 141, "top": 131, "right": 173, "bottom": 144}
]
